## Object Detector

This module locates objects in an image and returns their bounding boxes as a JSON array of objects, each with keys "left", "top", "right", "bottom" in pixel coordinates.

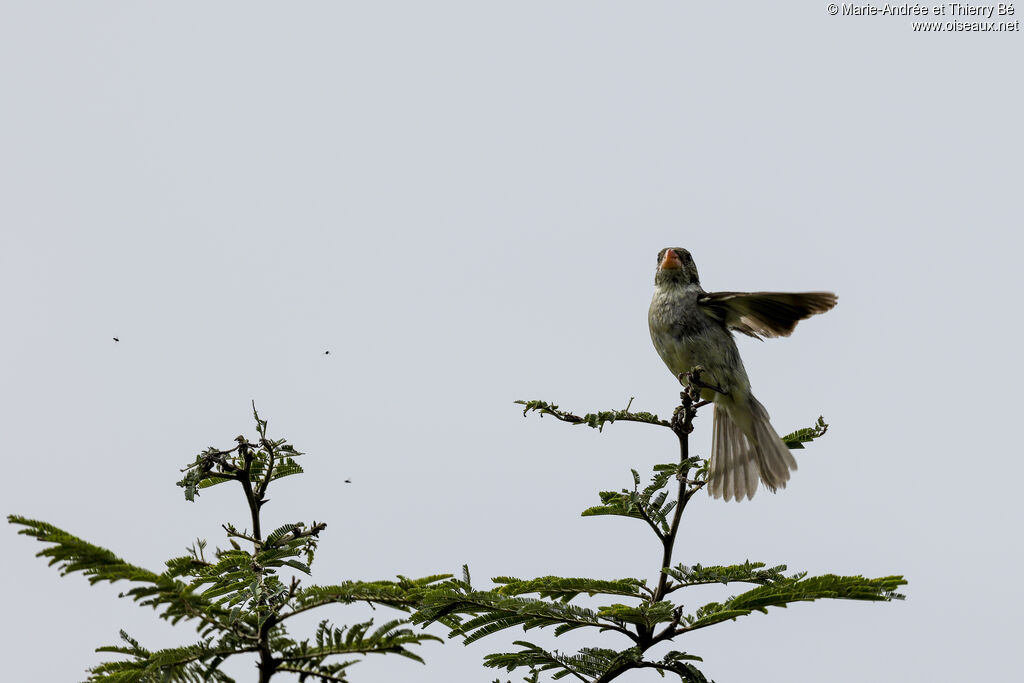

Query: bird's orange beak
[{"left": 659, "top": 249, "right": 683, "bottom": 270}]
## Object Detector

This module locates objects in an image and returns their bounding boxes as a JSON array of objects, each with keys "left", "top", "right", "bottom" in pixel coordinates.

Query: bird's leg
[
  {"left": 681, "top": 367, "right": 729, "bottom": 397},
  {"left": 670, "top": 367, "right": 722, "bottom": 435}
]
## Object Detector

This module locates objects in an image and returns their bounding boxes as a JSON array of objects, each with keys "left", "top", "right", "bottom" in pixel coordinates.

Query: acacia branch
[
  {"left": 514, "top": 399, "right": 672, "bottom": 430},
  {"left": 254, "top": 437, "right": 276, "bottom": 505},
  {"left": 223, "top": 524, "right": 261, "bottom": 547},
  {"left": 653, "top": 373, "right": 706, "bottom": 603},
  {"left": 276, "top": 666, "right": 349, "bottom": 682},
  {"left": 632, "top": 500, "right": 666, "bottom": 542}
]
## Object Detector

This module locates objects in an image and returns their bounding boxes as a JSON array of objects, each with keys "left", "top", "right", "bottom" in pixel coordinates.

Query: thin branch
[
  {"left": 655, "top": 472, "right": 689, "bottom": 602},
  {"left": 594, "top": 619, "right": 643, "bottom": 643},
  {"left": 275, "top": 522, "right": 328, "bottom": 545},
  {"left": 278, "top": 646, "right": 405, "bottom": 662},
  {"left": 276, "top": 666, "right": 349, "bottom": 682},
  {"left": 236, "top": 439, "right": 262, "bottom": 543},
  {"left": 230, "top": 433, "right": 278, "bottom": 681},
  {"left": 662, "top": 575, "right": 778, "bottom": 595},
  {"left": 201, "top": 471, "right": 238, "bottom": 481},
  {"left": 632, "top": 500, "right": 666, "bottom": 542},
  {"left": 654, "top": 378, "right": 704, "bottom": 603},
  {"left": 515, "top": 399, "right": 672, "bottom": 430},
  {"left": 652, "top": 607, "right": 684, "bottom": 644},
  {"left": 594, "top": 657, "right": 699, "bottom": 683},
  {"left": 179, "top": 444, "right": 245, "bottom": 475},
  {"left": 594, "top": 663, "right": 630, "bottom": 683},
  {"left": 223, "top": 524, "right": 262, "bottom": 547},
  {"left": 562, "top": 668, "right": 590, "bottom": 683},
  {"left": 254, "top": 437, "right": 276, "bottom": 506}
]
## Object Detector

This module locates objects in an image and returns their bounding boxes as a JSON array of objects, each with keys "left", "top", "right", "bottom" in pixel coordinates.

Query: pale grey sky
[{"left": 2, "top": 3, "right": 1021, "bottom": 682}]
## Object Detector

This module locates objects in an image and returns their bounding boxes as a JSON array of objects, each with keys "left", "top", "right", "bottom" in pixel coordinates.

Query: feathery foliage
[
  {"left": 780, "top": 415, "right": 829, "bottom": 449},
  {"left": 9, "top": 404, "right": 447, "bottom": 682},
  {"left": 419, "top": 370, "right": 906, "bottom": 682}
]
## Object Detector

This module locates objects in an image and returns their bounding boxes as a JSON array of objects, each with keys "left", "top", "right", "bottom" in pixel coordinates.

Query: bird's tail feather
[{"left": 710, "top": 397, "right": 797, "bottom": 502}]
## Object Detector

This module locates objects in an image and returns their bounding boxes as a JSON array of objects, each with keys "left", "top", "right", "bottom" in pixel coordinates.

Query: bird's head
[{"left": 654, "top": 247, "right": 700, "bottom": 286}]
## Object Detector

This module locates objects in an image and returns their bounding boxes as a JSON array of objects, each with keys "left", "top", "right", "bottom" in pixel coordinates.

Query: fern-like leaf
[
  {"left": 8, "top": 516, "right": 232, "bottom": 634},
  {"left": 412, "top": 589, "right": 624, "bottom": 643},
  {"left": 87, "top": 631, "right": 239, "bottom": 682},
  {"left": 683, "top": 573, "right": 907, "bottom": 631},
  {"left": 485, "top": 642, "right": 647, "bottom": 680},
  {"left": 597, "top": 601, "right": 676, "bottom": 629},
  {"left": 291, "top": 574, "right": 453, "bottom": 618},
  {"left": 492, "top": 576, "right": 649, "bottom": 602},
  {"left": 664, "top": 561, "right": 797, "bottom": 590},
  {"left": 781, "top": 416, "right": 828, "bottom": 449},
  {"left": 279, "top": 618, "right": 440, "bottom": 667}
]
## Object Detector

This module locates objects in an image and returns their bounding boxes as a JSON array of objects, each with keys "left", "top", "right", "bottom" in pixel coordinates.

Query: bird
[
  {"left": 648, "top": 247, "right": 837, "bottom": 501},
  {"left": 112, "top": 337, "right": 119, "bottom": 342}
]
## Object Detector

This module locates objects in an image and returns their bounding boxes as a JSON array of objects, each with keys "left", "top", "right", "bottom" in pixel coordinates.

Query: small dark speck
[
  {"left": 344, "top": 479, "right": 352, "bottom": 484},
  {"left": 113, "top": 337, "right": 119, "bottom": 342},
  {"left": 324, "top": 350, "right": 330, "bottom": 355}
]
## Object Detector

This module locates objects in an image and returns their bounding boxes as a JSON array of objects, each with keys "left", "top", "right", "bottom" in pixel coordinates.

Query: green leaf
[
  {"left": 484, "top": 642, "right": 644, "bottom": 680},
  {"left": 412, "top": 588, "right": 612, "bottom": 643},
  {"left": 291, "top": 574, "right": 452, "bottom": 615},
  {"left": 782, "top": 416, "right": 829, "bottom": 449},
  {"left": 7, "top": 515, "right": 232, "bottom": 634},
  {"left": 279, "top": 618, "right": 440, "bottom": 666},
  {"left": 664, "top": 561, "right": 796, "bottom": 589},
  {"left": 88, "top": 630, "right": 239, "bottom": 682},
  {"left": 597, "top": 601, "right": 676, "bottom": 629},
  {"left": 492, "top": 576, "right": 648, "bottom": 602},
  {"left": 684, "top": 573, "right": 907, "bottom": 630}
]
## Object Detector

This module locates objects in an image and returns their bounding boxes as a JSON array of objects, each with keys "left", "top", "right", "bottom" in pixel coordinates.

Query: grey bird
[{"left": 648, "top": 247, "right": 837, "bottom": 501}]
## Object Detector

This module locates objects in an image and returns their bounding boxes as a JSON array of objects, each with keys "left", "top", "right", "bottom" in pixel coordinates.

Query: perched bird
[{"left": 648, "top": 247, "right": 837, "bottom": 501}]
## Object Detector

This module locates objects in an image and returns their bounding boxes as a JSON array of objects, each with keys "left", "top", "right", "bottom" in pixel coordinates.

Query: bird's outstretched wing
[{"left": 698, "top": 291, "right": 837, "bottom": 339}]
